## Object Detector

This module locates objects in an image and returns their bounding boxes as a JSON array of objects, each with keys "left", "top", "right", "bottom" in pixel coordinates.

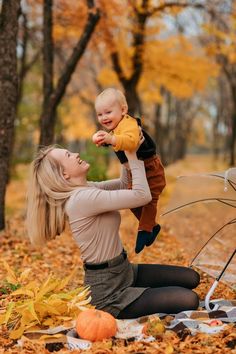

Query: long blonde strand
[{"left": 26, "top": 146, "right": 77, "bottom": 246}]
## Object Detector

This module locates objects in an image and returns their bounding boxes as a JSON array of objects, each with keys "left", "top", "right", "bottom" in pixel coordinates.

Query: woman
[{"left": 26, "top": 144, "right": 200, "bottom": 319}]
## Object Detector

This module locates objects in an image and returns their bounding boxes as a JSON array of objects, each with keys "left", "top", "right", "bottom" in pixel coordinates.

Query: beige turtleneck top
[{"left": 65, "top": 160, "right": 151, "bottom": 264}]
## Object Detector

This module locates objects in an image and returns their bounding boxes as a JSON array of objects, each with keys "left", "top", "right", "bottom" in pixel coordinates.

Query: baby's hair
[{"left": 95, "top": 88, "right": 128, "bottom": 110}]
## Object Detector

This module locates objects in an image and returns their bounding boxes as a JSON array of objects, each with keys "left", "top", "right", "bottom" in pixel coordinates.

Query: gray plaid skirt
[{"left": 83, "top": 251, "right": 147, "bottom": 317}]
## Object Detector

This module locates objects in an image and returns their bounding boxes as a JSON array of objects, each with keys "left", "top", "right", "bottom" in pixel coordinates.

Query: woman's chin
[{"left": 84, "top": 163, "right": 90, "bottom": 172}]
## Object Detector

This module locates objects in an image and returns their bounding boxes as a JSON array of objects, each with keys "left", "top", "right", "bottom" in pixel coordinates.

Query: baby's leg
[
  {"left": 132, "top": 156, "right": 166, "bottom": 253},
  {"left": 137, "top": 198, "right": 158, "bottom": 232},
  {"left": 130, "top": 206, "right": 142, "bottom": 220},
  {"left": 134, "top": 200, "right": 160, "bottom": 253},
  {"left": 137, "top": 157, "right": 166, "bottom": 250}
]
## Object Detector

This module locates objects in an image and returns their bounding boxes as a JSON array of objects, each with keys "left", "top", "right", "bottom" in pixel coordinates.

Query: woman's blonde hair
[{"left": 26, "top": 145, "right": 78, "bottom": 246}]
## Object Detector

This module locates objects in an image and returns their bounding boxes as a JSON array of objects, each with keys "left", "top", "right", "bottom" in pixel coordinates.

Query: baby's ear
[{"left": 122, "top": 105, "right": 128, "bottom": 115}]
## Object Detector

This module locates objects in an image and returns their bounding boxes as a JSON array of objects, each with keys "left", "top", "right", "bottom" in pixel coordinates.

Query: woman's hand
[
  {"left": 124, "top": 150, "right": 138, "bottom": 161},
  {"left": 124, "top": 127, "right": 144, "bottom": 160},
  {"left": 138, "top": 127, "right": 145, "bottom": 148}
]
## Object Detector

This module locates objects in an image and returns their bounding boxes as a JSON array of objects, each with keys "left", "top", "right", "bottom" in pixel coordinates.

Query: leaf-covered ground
[{"left": 1, "top": 155, "right": 235, "bottom": 353}]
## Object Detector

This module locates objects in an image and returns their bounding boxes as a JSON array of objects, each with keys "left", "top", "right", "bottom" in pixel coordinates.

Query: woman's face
[{"left": 49, "top": 148, "right": 90, "bottom": 180}]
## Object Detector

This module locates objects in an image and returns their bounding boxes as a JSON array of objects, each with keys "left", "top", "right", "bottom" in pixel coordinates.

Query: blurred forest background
[{"left": 1, "top": 0, "right": 236, "bottom": 230}]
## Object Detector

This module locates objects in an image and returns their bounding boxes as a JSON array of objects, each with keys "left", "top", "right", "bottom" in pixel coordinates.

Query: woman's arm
[
  {"left": 88, "top": 165, "right": 129, "bottom": 190},
  {"left": 70, "top": 157, "right": 151, "bottom": 216}
]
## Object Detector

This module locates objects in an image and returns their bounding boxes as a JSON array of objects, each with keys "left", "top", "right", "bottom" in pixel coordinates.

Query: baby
[{"left": 92, "top": 88, "right": 166, "bottom": 253}]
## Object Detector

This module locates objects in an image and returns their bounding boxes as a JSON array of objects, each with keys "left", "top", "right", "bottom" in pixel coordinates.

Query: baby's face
[{"left": 95, "top": 95, "right": 126, "bottom": 131}]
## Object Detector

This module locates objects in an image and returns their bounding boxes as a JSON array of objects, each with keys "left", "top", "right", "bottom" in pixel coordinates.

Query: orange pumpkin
[{"left": 76, "top": 309, "right": 117, "bottom": 342}]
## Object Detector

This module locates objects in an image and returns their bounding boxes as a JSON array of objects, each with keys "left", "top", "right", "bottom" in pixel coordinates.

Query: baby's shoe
[
  {"left": 135, "top": 230, "right": 152, "bottom": 254},
  {"left": 145, "top": 224, "right": 161, "bottom": 247}
]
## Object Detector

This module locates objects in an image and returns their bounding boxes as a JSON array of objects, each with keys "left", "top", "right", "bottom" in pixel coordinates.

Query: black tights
[{"left": 117, "top": 264, "right": 200, "bottom": 319}]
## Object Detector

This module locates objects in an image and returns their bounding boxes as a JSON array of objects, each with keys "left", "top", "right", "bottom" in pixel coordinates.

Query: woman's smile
[{"left": 76, "top": 156, "right": 84, "bottom": 165}]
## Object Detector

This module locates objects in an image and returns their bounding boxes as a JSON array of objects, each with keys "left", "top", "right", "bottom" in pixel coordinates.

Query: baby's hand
[
  {"left": 92, "top": 131, "right": 103, "bottom": 146},
  {"left": 92, "top": 131, "right": 113, "bottom": 146}
]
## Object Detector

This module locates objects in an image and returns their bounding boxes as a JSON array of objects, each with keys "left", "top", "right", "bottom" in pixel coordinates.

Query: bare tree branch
[
  {"left": 40, "top": 0, "right": 100, "bottom": 145},
  {"left": 110, "top": 51, "right": 128, "bottom": 85},
  {"left": 51, "top": 3, "right": 100, "bottom": 113}
]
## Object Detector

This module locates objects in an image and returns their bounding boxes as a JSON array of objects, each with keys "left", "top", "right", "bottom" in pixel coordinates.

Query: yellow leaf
[
  {"left": 34, "top": 302, "right": 61, "bottom": 317},
  {"left": 24, "top": 325, "right": 42, "bottom": 332},
  {"left": 0, "top": 314, "right": 6, "bottom": 325},
  {"left": 28, "top": 301, "right": 40, "bottom": 323},
  {"left": 3, "top": 262, "right": 18, "bottom": 284},
  {"left": 16, "top": 301, "right": 40, "bottom": 324},
  {"left": 73, "top": 286, "right": 90, "bottom": 299},
  {"left": 11, "top": 288, "right": 34, "bottom": 298},
  {"left": 74, "top": 297, "right": 92, "bottom": 309},
  {"left": 54, "top": 268, "right": 77, "bottom": 292},
  {"left": 42, "top": 318, "right": 56, "bottom": 327},
  {"left": 44, "top": 299, "right": 68, "bottom": 314},
  {"left": 165, "top": 343, "right": 174, "bottom": 354},
  {"left": 2, "top": 269, "right": 91, "bottom": 338},
  {"left": 10, "top": 324, "right": 26, "bottom": 339},
  {"left": 4, "top": 302, "right": 15, "bottom": 324},
  {"left": 51, "top": 292, "right": 74, "bottom": 300},
  {"left": 21, "top": 317, "right": 39, "bottom": 330},
  {"left": 35, "top": 275, "right": 59, "bottom": 301},
  {"left": 39, "top": 333, "right": 64, "bottom": 340},
  {"left": 19, "top": 268, "right": 31, "bottom": 283},
  {"left": 24, "top": 280, "right": 39, "bottom": 295}
]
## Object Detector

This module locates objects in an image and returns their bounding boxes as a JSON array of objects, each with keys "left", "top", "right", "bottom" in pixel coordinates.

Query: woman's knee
[
  {"left": 191, "top": 269, "right": 200, "bottom": 289},
  {"left": 187, "top": 290, "right": 199, "bottom": 310},
  {"left": 185, "top": 268, "right": 200, "bottom": 289}
]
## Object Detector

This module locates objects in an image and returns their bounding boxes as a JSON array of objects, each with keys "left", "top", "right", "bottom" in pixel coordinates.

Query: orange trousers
[{"left": 128, "top": 155, "right": 166, "bottom": 232}]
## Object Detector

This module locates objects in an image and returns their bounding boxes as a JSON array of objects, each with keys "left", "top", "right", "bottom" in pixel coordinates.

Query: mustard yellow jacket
[{"left": 112, "top": 114, "right": 139, "bottom": 152}]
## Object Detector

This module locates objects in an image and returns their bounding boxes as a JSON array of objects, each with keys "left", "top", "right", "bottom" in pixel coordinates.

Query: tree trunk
[
  {"left": 153, "top": 90, "right": 173, "bottom": 165},
  {"left": 166, "top": 94, "right": 176, "bottom": 164},
  {"left": 39, "top": 0, "right": 54, "bottom": 147},
  {"left": 228, "top": 84, "right": 236, "bottom": 166},
  {"left": 17, "top": 11, "right": 41, "bottom": 107},
  {"left": 173, "top": 100, "right": 192, "bottom": 161},
  {"left": 0, "top": 0, "right": 20, "bottom": 230},
  {"left": 109, "top": 1, "right": 148, "bottom": 118},
  {"left": 212, "top": 110, "right": 221, "bottom": 160},
  {"left": 109, "top": 1, "right": 202, "bottom": 125},
  {"left": 154, "top": 102, "right": 164, "bottom": 155},
  {"left": 174, "top": 119, "right": 186, "bottom": 161},
  {"left": 124, "top": 83, "right": 142, "bottom": 117},
  {"left": 229, "top": 108, "right": 236, "bottom": 166},
  {"left": 39, "top": 0, "right": 100, "bottom": 146}
]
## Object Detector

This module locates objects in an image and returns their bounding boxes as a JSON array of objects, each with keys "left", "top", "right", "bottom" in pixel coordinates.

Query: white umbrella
[{"left": 162, "top": 168, "right": 236, "bottom": 311}]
